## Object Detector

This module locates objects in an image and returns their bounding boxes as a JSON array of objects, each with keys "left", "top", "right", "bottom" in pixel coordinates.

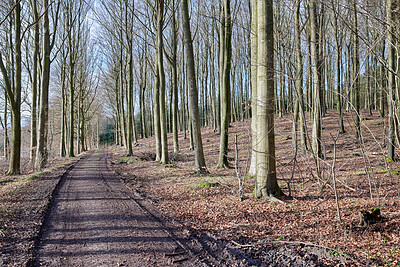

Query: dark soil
[{"left": 0, "top": 156, "right": 82, "bottom": 266}]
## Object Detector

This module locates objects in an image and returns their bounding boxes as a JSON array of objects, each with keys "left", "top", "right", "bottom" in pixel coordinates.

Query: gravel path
[{"left": 34, "top": 152, "right": 200, "bottom": 266}]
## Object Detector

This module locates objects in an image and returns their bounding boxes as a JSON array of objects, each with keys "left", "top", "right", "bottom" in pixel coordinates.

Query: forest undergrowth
[{"left": 111, "top": 110, "right": 400, "bottom": 266}]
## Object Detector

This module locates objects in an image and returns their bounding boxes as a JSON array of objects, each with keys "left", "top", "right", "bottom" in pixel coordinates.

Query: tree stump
[{"left": 359, "top": 208, "right": 381, "bottom": 226}]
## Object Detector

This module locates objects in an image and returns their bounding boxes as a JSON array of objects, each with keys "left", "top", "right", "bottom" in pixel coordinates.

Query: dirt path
[{"left": 33, "top": 151, "right": 202, "bottom": 266}]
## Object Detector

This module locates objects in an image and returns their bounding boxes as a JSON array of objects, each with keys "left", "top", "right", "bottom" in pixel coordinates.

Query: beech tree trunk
[
  {"left": 35, "top": 0, "right": 51, "bottom": 170},
  {"left": 387, "top": 0, "right": 396, "bottom": 161},
  {"left": 0, "top": 2, "right": 22, "bottom": 175},
  {"left": 29, "top": 0, "right": 39, "bottom": 164},
  {"left": 310, "top": 0, "right": 322, "bottom": 159},
  {"left": 248, "top": 0, "right": 257, "bottom": 177},
  {"left": 217, "top": 0, "right": 232, "bottom": 168},
  {"left": 255, "top": 0, "right": 283, "bottom": 199},
  {"left": 181, "top": 0, "right": 207, "bottom": 173}
]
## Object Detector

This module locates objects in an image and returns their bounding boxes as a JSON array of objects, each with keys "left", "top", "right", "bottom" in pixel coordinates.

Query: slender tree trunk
[
  {"left": 217, "top": 0, "right": 232, "bottom": 168},
  {"left": 35, "top": 0, "right": 51, "bottom": 170},
  {"left": 333, "top": 0, "right": 345, "bottom": 133},
  {"left": 3, "top": 90, "right": 8, "bottom": 159},
  {"left": 380, "top": 41, "right": 386, "bottom": 118},
  {"left": 60, "top": 69, "right": 66, "bottom": 157},
  {"left": 127, "top": 47, "right": 134, "bottom": 156},
  {"left": 153, "top": 63, "right": 162, "bottom": 161},
  {"left": 170, "top": 0, "right": 179, "bottom": 153},
  {"left": 156, "top": 0, "right": 169, "bottom": 164},
  {"left": 181, "top": 0, "right": 207, "bottom": 173},
  {"left": 387, "top": 0, "right": 396, "bottom": 161},
  {"left": 29, "top": 0, "right": 39, "bottom": 164},
  {"left": 6, "top": 2, "right": 22, "bottom": 175},
  {"left": 292, "top": 0, "right": 307, "bottom": 153},
  {"left": 310, "top": 0, "right": 322, "bottom": 159},
  {"left": 68, "top": 7, "right": 75, "bottom": 158},
  {"left": 352, "top": 1, "right": 361, "bottom": 140}
]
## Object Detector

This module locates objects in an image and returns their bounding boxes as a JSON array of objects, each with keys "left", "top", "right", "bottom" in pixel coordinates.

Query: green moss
[
  {"left": 245, "top": 173, "right": 255, "bottom": 180},
  {"left": 386, "top": 157, "right": 394, "bottom": 163},
  {"left": 164, "top": 164, "right": 178, "bottom": 168},
  {"left": 94, "top": 153, "right": 100, "bottom": 157},
  {"left": 200, "top": 182, "right": 217, "bottom": 188}
]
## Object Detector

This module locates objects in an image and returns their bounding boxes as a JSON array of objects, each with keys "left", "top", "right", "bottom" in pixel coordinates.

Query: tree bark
[
  {"left": 217, "top": 0, "right": 232, "bottom": 168},
  {"left": 387, "top": 0, "right": 396, "bottom": 161},
  {"left": 0, "top": 2, "right": 22, "bottom": 175},
  {"left": 255, "top": 0, "right": 283, "bottom": 199},
  {"left": 248, "top": 0, "right": 257, "bottom": 177},
  {"left": 157, "top": 0, "right": 169, "bottom": 164},
  {"left": 29, "top": 0, "right": 39, "bottom": 164},
  {"left": 352, "top": 1, "right": 361, "bottom": 140},
  {"left": 310, "top": 0, "right": 322, "bottom": 159},
  {"left": 181, "top": 0, "right": 208, "bottom": 173},
  {"left": 332, "top": 0, "right": 345, "bottom": 134},
  {"left": 35, "top": 0, "right": 51, "bottom": 170},
  {"left": 292, "top": 0, "right": 307, "bottom": 153}
]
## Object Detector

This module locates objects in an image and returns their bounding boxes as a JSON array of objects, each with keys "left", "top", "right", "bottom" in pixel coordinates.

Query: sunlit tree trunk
[
  {"left": 387, "top": 0, "right": 396, "bottom": 161},
  {"left": 352, "top": 1, "right": 361, "bottom": 140},
  {"left": 29, "top": 0, "right": 39, "bottom": 164},
  {"left": 217, "top": 0, "right": 232, "bottom": 168},
  {"left": 157, "top": 0, "right": 169, "bottom": 164},
  {"left": 255, "top": 0, "right": 283, "bottom": 199},
  {"left": 292, "top": 0, "right": 307, "bottom": 153},
  {"left": 310, "top": 0, "right": 322, "bottom": 158},
  {"left": 332, "top": 0, "right": 345, "bottom": 134},
  {"left": 0, "top": 2, "right": 22, "bottom": 175},
  {"left": 35, "top": 0, "right": 51, "bottom": 170},
  {"left": 181, "top": 0, "right": 207, "bottom": 173},
  {"left": 248, "top": 0, "right": 257, "bottom": 177}
]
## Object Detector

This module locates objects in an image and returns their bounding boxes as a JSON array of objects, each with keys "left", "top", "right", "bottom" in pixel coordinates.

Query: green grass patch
[
  {"left": 94, "top": 153, "right": 100, "bottom": 157},
  {"left": 200, "top": 182, "right": 217, "bottom": 188}
]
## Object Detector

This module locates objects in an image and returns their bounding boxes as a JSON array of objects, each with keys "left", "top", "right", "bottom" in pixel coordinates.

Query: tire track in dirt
[{"left": 32, "top": 151, "right": 202, "bottom": 266}]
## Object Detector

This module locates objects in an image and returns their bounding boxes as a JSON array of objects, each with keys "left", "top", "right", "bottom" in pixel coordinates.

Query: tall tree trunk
[
  {"left": 248, "top": 0, "right": 257, "bottom": 177},
  {"left": 255, "top": 0, "right": 283, "bottom": 199},
  {"left": 1, "top": 2, "right": 22, "bottom": 175},
  {"left": 127, "top": 48, "right": 134, "bottom": 156},
  {"left": 3, "top": 90, "right": 8, "bottom": 158},
  {"left": 332, "top": 0, "right": 345, "bottom": 134},
  {"left": 380, "top": 40, "right": 386, "bottom": 118},
  {"left": 170, "top": 0, "right": 179, "bottom": 153},
  {"left": 387, "top": 0, "right": 396, "bottom": 161},
  {"left": 35, "top": 0, "right": 51, "bottom": 170},
  {"left": 153, "top": 63, "right": 162, "bottom": 161},
  {"left": 352, "top": 1, "right": 361, "bottom": 140},
  {"left": 217, "top": 0, "right": 232, "bottom": 168},
  {"left": 181, "top": 0, "right": 208, "bottom": 173},
  {"left": 60, "top": 65, "right": 66, "bottom": 157},
  {"left": 157, "top": 0, "right": 169, "bottom": 164},
  {"left": 68, "top": 6, "right": 75, "bottom": 158},
  {"left": 29, "top": 0, "right": 39, "bottom": 164},
  {"left": 310, "top": 0, "right": 322, "bottom": 159},
  {"left": 292, "top": 0, "right": 307, "bottom": 153}
]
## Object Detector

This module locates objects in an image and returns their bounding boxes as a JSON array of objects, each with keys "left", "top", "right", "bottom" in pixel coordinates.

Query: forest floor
[
  {"left": 110, "top": 110, "right": 399, "bottom": 266},
  {"left": 0, "top": 110, "right": 399, "bottom": 266}
]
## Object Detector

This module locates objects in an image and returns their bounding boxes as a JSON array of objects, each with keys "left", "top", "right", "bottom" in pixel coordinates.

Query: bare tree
[{"left": 181, "top": 0, "right": 207, "bottom": 173}]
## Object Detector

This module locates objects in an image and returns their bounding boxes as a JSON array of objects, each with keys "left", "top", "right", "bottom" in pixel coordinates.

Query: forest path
[{"left": 34, "top": 151, "right": 199, "bottom": 266}]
